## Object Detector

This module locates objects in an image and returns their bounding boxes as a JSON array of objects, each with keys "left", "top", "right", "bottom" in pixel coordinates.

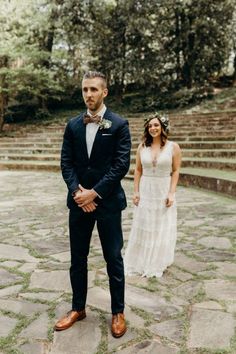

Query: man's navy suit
[{"left": 61, "top": 109, "right": 131, "bottom": 314}]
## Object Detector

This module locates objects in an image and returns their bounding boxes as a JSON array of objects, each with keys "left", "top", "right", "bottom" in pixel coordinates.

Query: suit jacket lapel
[{"left": 78, "top": 113, "right": 89, "bottom": 161}]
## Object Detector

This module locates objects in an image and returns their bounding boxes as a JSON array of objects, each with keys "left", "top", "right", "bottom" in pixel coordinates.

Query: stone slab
[
  {"left": 119, "top": 340, "right": 179, "bottom": 354},
  {"left": 1, "top": 260, "right": 20, "bottom": 267},
  {"left": 0, "top": 299, "right": 48, "bottom": 316},
  {"left": 51, "top": 251, "right": 70, "bottom": 262},
  {"left": 86, "top": 286, "right": 110, "bottom": 312},
  {"left": 193, "top": 301, "right": 223, "bottom": 310},
  {"left": 204, "top": 279, "right": 236, "bottom": 301},
  {"left": 49, "top": 309, "right": 101, "bottom": 354},
  {"left": 126, "top": 285, "right": 182, "bottom": 321},
  {"left": 195, "top": 249, "right": 236, "bottom": 262},
  {"left": 29, "top": 238, "right": 69, "bottom": 256},
  {"left": 150, "top": 319, "right": 184, "bottom": 343},
  {"left": 19, "top": 341, "right": 48, "bottom": 354},
  {"left": 174, "top": 253, "right": 208, "bottom": 273},
  {"left": 0, "top": 243, "right": 38, "bottom": 262},
  {"left": 0, "top": 315, "right": 17, "bottom": 337},
  {"left": 174, "top": 281, "right": 202, "bottom": 300},
  {"left": 169, "top": 268, "right": 193, "bottom": 282},
  {"left": 18, "top": 262, "right": 38, "bottom": 273},
  {"left": 0, "top": 284, "right": 22, "bottom": 298},
  {"left": 19, "top": 313, "right": 49, "bottom": 340},
  {"left": 197, "top": 236, "right": 231, "bottom": 249},
  {"left": 19, "top": 291, "right": 62, "bottom": 302},
  {"left": 125, "top": 305, "right": 146, "bottom": 328},
  {"left": 188, "top": 308, "right": 235, "bottom": 349},
  {"left": 29, "top": 270, "right": 71, "bottom": 292},
  {"left": 0, "top": 268, "right": 22, "bottom": 287},
  {"left": 213, "top": 261, "right": 236, "bottom": 277}
]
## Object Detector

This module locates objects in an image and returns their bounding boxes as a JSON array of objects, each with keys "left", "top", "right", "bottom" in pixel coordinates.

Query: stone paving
[{"left": 0, "top": 170, "right": 235, "bottom": 354}]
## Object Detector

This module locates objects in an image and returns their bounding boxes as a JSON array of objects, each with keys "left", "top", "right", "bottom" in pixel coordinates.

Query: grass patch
[
  {"left": 0, "top": 310, "right": 40, "bottom": 353},
  {"left": 191, "top": 287, "right": 207, "bottom": 304},
  {"left": 130, "top": 306, "right": 155, "bottom": 326},
  {"left": 95, "top": 311, "right": 108, "bottom": 354}
]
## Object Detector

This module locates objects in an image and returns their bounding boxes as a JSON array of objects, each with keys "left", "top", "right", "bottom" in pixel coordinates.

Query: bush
[{"left": 121, "top": 86, "right": 214, "bottom": 112}]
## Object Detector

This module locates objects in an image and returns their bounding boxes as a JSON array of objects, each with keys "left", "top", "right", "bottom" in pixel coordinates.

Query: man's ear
[{"left": 103, "top": 88, "right": 108, "bottom": 98}]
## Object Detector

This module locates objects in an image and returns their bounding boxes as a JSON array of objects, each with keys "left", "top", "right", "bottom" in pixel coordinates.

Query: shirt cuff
[
  {"left": 71, "top": 188, "right": 79, "bottom": 197},
  {"left": 93, "top": 188, "right": 102, "bottom": 199}
]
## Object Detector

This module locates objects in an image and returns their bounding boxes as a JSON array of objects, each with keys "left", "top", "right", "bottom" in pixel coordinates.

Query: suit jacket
[{"left": 61, "top": 109, "right": 131, "bottom": 214}]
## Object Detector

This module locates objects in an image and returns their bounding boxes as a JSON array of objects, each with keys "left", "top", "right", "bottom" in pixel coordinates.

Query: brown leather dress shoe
[
  {"left": 111, "top": 313, "right": 127, "bottom": 338},
  {"left": 54, "top": 309, "right": 86, "bottom": 331}
]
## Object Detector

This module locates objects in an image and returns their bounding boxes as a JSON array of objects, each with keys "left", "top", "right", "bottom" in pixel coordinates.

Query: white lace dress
[{"left": 124, "top": 141, "right": 177, "bottom": 277}]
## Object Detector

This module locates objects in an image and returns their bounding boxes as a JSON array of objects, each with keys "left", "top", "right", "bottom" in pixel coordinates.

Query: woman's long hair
[{"left": 142, "top": 113, "right": 169, "bottom": 148}]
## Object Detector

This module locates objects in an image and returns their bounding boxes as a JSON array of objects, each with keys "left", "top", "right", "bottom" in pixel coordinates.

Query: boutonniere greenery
[{"left": 98, "top": 119, "right": 112, "bottom": 130}]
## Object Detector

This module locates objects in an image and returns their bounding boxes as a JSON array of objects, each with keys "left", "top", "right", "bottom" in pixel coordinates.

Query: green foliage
[{"left": 0, "top": 0, "right": 235, "bottom": 129}]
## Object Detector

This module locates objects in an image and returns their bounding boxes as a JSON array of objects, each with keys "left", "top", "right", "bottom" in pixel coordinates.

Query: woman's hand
[
  {"left": 133, "top": 192, "right": 140, "bottom": 206},
  {"left": 166, "top": 192, "right": 174, "bottom": 207}
]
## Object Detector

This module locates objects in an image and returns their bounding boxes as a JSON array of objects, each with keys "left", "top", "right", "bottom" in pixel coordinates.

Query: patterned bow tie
[{"left": 83, "top": 114, "right": 101, "bottom": 125}]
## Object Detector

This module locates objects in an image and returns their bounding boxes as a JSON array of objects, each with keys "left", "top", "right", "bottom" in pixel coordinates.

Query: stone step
[
  {"left": 26, "top": 132, "right": 64, "bottom": 137},
  {"left": 0, "top": 137, "right": 62, "bottom": 143},
  {"left": 2, "top": 134, "right": 234, "bottom": 144},
  {"left": 182, "top": 149, "right": 236, "bottom": 158},
  {"left": 2, "top": 147, "right": 234, "bottom": 159},
  {"left": 0, "top": 142, "right": 61, "bottom": 148},
  {"left": 1, "top": 111, "right": 235, "bottom": 197},
  {"left": 128, "top": 115, "right": 236, "bottom": 123},
  {"left": 129, "top": 129, "right": 235, "bottom": 137},
  {"left": 129, "top": 118, "right": 236, "bottom": 125},
  {"left": 0, "top": 160, "right": 60, "bottom": 171},
  {"left": 178, "top": 142, "right": 236, "bottom": 149},
  {"left": 127, "top": 168, "right": 236, "bottom": 195},
  {"left": 0, "top": 147, "right": 61, "bottom": 154},
  {"left": 129, "top": 148, "right": 236, "bottom": 159},
  {"left": 181, "top": 158, "right": 236, "bottom": 171},
  {"left": 0, "top": 153, "right": 60, "bottom": 161},
  {"left": 126, "top": 168, "right": 236, "bottom": 196},
  {"left": 129, "top": 157, "right": 236, "bottom": 173},
  {"left": 131, "top": 141, "right": 236, "bottom": 150},
  {"left": 179, "top": 167, "right": 236, "bottom": 196}
]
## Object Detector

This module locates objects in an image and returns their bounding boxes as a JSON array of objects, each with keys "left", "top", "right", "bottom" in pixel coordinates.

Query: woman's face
[{"left": 147, "top": 118, "right": 162, "bottom": 138}]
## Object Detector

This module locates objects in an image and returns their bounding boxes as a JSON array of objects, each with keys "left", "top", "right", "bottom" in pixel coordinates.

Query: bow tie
[{"left": 83, "top": 114, "right": 101, "bottom": 125}]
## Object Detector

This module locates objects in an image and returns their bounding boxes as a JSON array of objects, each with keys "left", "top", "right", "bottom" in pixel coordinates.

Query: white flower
[{"left": 99, "top": 119, "right": 112, "bottom": 130}]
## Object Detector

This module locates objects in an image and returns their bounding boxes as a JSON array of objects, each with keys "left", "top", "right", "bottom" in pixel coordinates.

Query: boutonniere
[{"left": 98, "top": 119, "right": 112, "bottom": 130}]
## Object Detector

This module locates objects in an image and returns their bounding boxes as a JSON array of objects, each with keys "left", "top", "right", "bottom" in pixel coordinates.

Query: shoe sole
[
  {"left": 111, "top": 327, "right": 127, "bottom": 338},
  {"left": 54, "top": 313, "right": 86, "bottom": 331}
]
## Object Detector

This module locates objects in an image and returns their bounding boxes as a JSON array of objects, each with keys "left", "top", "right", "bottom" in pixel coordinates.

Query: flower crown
[{"left": 144, "top": 113, "right": 169, "bottom": 133}]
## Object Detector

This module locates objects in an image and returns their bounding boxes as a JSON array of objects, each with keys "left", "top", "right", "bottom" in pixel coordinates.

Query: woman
[{"left": 124, "top": 113, "right": 181, "bottom": 277}]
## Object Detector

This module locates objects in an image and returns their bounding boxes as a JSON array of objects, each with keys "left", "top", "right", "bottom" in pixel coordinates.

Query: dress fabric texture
[{"left": 124, "top": 141, "right": 177, "bottom": 277}]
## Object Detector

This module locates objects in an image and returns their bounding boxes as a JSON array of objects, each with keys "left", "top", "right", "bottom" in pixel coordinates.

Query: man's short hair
[{"left": 83, "top": 71, "right": 107, "bottom": 87}]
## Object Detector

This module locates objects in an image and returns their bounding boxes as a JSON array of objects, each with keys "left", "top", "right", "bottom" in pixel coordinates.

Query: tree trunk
[
  {"left": 174, "top": 10, "right": 182, "bottom": 84},
  {"left": 0, "top": 56, "right": 9, "bottom": 132},
  {"left": 232, "top": 51, "right": 236, "bottom": 83}
]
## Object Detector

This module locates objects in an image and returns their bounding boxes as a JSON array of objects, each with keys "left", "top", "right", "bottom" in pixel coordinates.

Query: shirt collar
[{"left": 87, "top": 105, "right": 107, "bottom": 119}]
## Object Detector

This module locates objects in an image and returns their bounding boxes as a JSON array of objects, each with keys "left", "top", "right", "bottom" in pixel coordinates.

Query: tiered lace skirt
[{"left": 124, "top": 175, "right": 177, "bottom": 277}]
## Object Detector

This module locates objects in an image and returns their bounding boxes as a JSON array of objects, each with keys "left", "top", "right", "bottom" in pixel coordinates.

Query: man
[{"left": 54, "top": 71, "right": 131, "bottom": 338}]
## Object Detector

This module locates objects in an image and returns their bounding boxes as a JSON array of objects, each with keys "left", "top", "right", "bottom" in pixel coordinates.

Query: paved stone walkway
[{"left": 0, "top": 171, "right": 235, "bottom": 354}]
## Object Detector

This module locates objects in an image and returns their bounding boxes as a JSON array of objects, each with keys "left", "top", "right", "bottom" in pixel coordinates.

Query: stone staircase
[
  {"left": 127, "top": 111, "right": 236, "bottom": 196},
  {"left": 0, "top": 112, "right": 236, "bottom": 196}
]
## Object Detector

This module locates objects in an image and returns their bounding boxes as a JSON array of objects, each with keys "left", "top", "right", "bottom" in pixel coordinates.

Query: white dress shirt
[{"left": 86, "top": 105, "right": 107, "bottom": 157}]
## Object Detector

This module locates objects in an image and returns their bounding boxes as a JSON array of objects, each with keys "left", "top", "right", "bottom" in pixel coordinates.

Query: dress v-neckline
[{"left": 149, "top": 141, "right": 169, "bottom": 167}]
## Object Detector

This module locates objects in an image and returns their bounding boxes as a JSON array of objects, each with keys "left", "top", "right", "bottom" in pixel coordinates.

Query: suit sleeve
[
  {"left": 93, "top": 120, "right": 131, "bottom": 198},
  {"left": 60, "top": 122, "right": 79, "bottom": 194}
]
